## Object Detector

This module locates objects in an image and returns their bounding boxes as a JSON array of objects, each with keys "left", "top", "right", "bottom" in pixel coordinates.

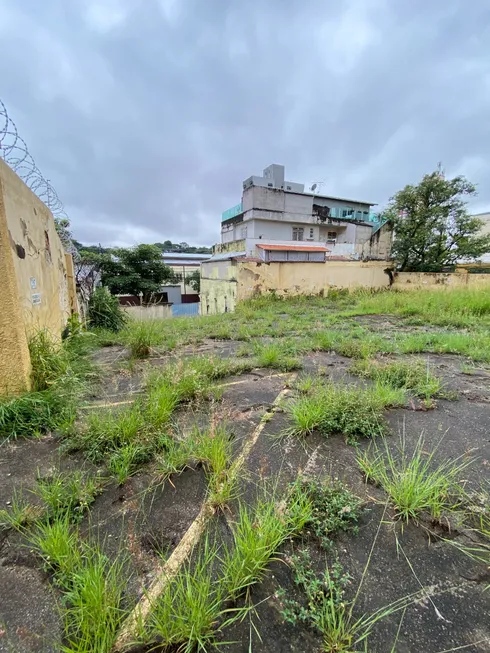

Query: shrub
[{"left": 87, "top": 287, "right": 126, "bottom": 332}]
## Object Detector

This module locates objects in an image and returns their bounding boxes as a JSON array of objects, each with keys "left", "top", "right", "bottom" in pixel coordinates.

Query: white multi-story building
[{"left": 219, "top": 164, "right": 391, "bottom": 261}]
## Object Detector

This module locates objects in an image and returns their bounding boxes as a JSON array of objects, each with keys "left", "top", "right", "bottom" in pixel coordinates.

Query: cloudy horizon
[{"left": 1, "top": 0, "right": 489, "bottom": 247}]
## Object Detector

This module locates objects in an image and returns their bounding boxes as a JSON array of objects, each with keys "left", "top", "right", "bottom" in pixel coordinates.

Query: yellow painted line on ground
[
  {"left": 113, "top": 374, "right": 296, "bottom": 652},
  {"left": 80, "top": 372, "right": 290, "bottom": 410}
]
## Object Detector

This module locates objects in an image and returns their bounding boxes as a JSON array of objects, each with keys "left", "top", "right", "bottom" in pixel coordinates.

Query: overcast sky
[{"left": 1, "top": 0, "right": 489, "bottom": 247}]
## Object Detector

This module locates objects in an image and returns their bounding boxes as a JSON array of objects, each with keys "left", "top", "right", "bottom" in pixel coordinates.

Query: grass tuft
[
  {"left": 254, "top": 342, "right": 301, "bottom": 371},
  {"left": 286, "top": 380, "right": 394, "bottom": 440},
  {"left": 357, "top": 434, "right": 473, "bottom": 521},
  {"left": 351, "top": 358, "right": 447, "bottom": 405}
]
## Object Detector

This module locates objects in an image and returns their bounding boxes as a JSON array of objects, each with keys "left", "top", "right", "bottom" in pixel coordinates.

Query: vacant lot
[{"left": 1, "top": 288, "right": 489, "bottom": 653}]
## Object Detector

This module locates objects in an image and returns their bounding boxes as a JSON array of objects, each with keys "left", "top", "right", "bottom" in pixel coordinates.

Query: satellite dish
[{"left": 310, "top": 183, "right": 317, "bottom": 192}]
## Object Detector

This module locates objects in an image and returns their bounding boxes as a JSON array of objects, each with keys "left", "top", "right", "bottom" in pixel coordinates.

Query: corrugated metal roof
[
  {"left": 202, "top": 251, "right": 247, "bottom": 262},
  {"left": 256, "top": 244, "right": 330, "bottom": 252}
]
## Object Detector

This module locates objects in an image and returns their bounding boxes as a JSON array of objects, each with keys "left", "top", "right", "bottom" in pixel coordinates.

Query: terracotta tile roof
[{"left": 256, "top": 244, "right": 330, "bottom": 252}]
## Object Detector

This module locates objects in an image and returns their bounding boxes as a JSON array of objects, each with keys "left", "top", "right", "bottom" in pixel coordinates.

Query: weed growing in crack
[
  {"left": 28, "top": 517, "right": 131, "bottom": 652},
  {"left": 144, "top": 538, "right": 239, "bottom": 653},
  {"left": 119, "top": 319, "right": 168, "bottom": 358},
  {"left": 286, "top": 380, "right": 391, "bottom": 441},
  {"left": 33, "top": 470, "right": 101, "bottom": 523},
  {"left": 0, "top": 489, "right": 43, "bottom": 531},
  {"left": 279, "top": 549, "right": 351, "bottom": 629},
  {"left": 29, "top": 515, "right": 82, "bottom": 581},
  {"left": 297, "top": 480, "right": 361, "bottom": 549},
  {"left": 194, "top": 424, "right": 236, "bottom": 510},
  {"left": 350, "top": 358, "right": 448, "bottom": 405},
  {"left": 278, "top": 501, "right": 427, "bottom": 652},
  {"left": 61, "top": 542, "right": 129, "bottom": 653},
  {"left": 108, "top": 443, "right": 150, "bottom": 485},
  {"left": 222, "top": 486, "right": 313, "bottom": 600},
  {"left": 294, "top": 375, "right": 316, "bottom": 395},
  {"left": 357, "top": 434, "right": 473, "bottom": 521},
  {"left": 254, "top": 342, "right": 301, "bottom": 371}
]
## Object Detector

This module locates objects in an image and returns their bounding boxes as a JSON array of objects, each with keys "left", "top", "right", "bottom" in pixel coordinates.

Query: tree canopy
[
  {"left": 186, "top": 269, "right": 201, "bottom": 293},
  {"left": 388, "top": 170, "right": 490, "bottom": 271},
  {"left": 99, "top": 244, "right": 179, "bottom": 301}
]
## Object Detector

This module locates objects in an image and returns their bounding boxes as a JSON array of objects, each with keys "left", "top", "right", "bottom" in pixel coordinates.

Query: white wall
[
  {"left": 161, "top": 285, "right": 182, "bottom": 304},
  {"left": 123, "top": 304, "right": 172, "bottom": 320}
]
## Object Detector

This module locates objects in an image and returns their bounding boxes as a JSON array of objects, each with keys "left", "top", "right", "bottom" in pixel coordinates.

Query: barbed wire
[{"left": 0, "top": 98, "right": 68, "bottom": 222}]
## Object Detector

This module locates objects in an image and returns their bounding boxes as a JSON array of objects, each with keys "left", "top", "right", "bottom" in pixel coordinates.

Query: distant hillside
[{"left": 74, "top": 240, "right": 212, "bottom": 255}]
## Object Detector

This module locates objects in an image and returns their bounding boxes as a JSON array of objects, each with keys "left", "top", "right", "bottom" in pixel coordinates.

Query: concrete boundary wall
[
  {"left": 237, "top": 260, "right": 390, "bottom": 301},
  {"left": 123, "top": 304, "right": 173, "bottom": 320},
  {"left": 0, "top": 160, "right": 76, "bottom": 393},
  {"left": 201, "top": 259, "right": 390, "bottom": 314},
  {"left": 393, "top": 271, "right": 490, "bottom": 290}
]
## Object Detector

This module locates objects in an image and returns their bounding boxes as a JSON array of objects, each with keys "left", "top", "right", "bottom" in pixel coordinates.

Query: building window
[
  {"left": 327, "top": 231, "right": 337, "bottom": 240},
  {"left": 287, "top": 185, "right": 291, "bottom": 190},
  {"left": 268, "top": 183, "right": 273, "bottom": 187},
  {"left": 292, "top": 227, "right": 304, "bottom": 241},
  {"left": 309, "top": 228, "right": 314, "bottom": 238}
]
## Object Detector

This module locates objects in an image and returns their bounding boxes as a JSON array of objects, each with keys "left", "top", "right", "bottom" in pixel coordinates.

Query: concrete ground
[{"left": 1, "top": 323, "right": 489, "bottom": 653}]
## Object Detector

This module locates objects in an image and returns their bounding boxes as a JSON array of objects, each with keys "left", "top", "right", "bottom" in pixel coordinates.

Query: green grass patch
[
  {"left": 350, "top": 358, "right": 447, "bottom": 406},
  {"left": 347, "top": 288, "right": 490, "bottom": 328},
  {"left": 0, "top": 329, "right": 97, "bottom": 441},
  {"left": 286, "top": 380, "right": 397, "bottom": 440},
  {"left": 28, "top": 517, "right": 130, "bottom": 652},
  {"left": 357, "top": 434, "right": 473, "bottom": 521},
  {"left": 253, "top": 342, "right": 301, "bottom": 371}
]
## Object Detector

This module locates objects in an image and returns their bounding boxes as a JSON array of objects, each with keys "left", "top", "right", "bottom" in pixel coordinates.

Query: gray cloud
[{"left": 1, "top": 0, "right": 489, "bottom": 246}]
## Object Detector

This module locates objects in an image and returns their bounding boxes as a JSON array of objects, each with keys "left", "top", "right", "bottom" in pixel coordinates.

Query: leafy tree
[
  {"left": 186, "top": 269, "right": 201, "bottom": 293},
  {"left": 74, "top": 249, "right": 108, "bottom": 304},
  {"left": 100, "top": 244, "right": 178, "bottom": 301},
  {"left": 388, "top": 170, "right": 490, "bottom": 271}
]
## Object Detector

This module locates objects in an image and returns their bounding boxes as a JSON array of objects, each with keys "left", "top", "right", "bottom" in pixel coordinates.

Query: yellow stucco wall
[
  {"left": 0, "top": 159, "right": 75, "bottom": 393},
  {"left": 393, "top": 271, "right": 490, "bottom": 290},
  {"left": 0, "top": 173, "right": 32, "bottom": 393},
  {"left": 200, "top": 259, "right": 238, "bottom": 314},
  {"left": 236, "top": 260, "right": 390, "bottom": 301}
]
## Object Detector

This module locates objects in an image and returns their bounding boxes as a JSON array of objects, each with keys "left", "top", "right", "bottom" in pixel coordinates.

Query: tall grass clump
[
  {"left": 28, "top": 517, "right": 130, "bottom": 653},
  {"left": 222, "top": 486, "right": 313, "bottom": 600},
  {"left": 87, "top": 286, "right": 126, "bottom": 332},
  {"left": 357, "top": 434, "right": 473, "bottom": 521},
  {"left": 120, "top": 319, "right": 166, "bottom": 358},
  {"left": 0, "top": 327, "right": 96, "bottom": 441},
  {"left": 286, "top": 380, "right": 398, "bottom": 440},
  {"left": 145, "top": 539, "right": 236, "bottom": 653}
]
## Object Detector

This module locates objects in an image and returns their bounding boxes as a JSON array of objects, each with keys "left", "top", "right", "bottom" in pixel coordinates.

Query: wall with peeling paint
[
  {"left": 200, "top": 257, "right": 390, "bottom": 314},
  {"left": 0, "top": 159, "right": 75, "bottom": 393},
  {"left": 200, "top": 259, "right": 239, "bottom": 314},
  {"left": 236, "top": 260, "right": 389, "bottom": 301},
  {"left": 393, "top": 271, "right": 490, "bottom": 289}
]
